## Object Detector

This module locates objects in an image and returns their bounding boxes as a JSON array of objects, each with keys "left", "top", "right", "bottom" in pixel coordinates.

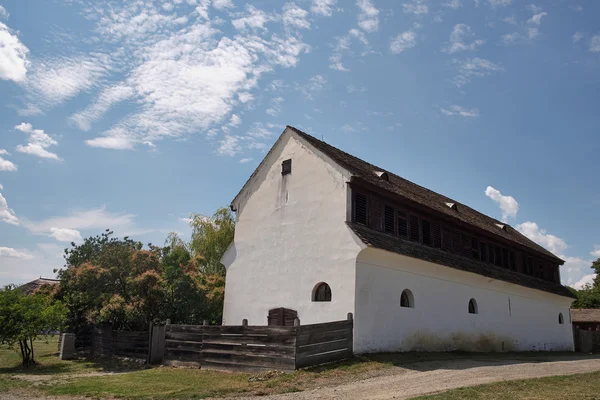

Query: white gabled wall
[
  {"left": 222, "top": 129, "right": 364, "bottom": 326},
  {"left": 354, "top": 248, "right": 574, "bottom": 353}
]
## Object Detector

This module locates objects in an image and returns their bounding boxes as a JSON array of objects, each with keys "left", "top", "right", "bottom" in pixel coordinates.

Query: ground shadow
[{"left": 304, "top": 352, "right": 600, "bottom": 374}]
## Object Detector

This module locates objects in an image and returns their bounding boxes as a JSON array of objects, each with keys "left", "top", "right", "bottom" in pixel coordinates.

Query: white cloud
[
  {"left": 572, "top": 32, "right": 584, "bottom": 43},
  {"left": 231, "top": 5, "right": 273, "bottom": 31},
  {"left": 311, "top": 0, "right": 337, "bottom": 16},
  {"left": 390, "top": 31, "right": 417, "bottom": 54},
  {"left": 24, "top": 207, "right": 137, "bottom": 242},
  {"left": 49, "top": 228, "right": 83, "bottom": 243},
  {"left": 229, "top": 114, "right": 242, "bottom": 127},
  {"left": 516, "top": 222, "right": 566, "bottom": 255},
  {"left": 528, "top": 11, "right": 547, "bottom": 25},
  {"left": 402, "top": 0, "right": 428, "bottom": 15},
  {"left": 0, "top": 149, "right": 8, "bottom": 155},
  {"left": 590, "top": 36, "right": 600, "bottom": 52},
  {"left": 85, "top": 135, "right": 135, "bottom": 150},
  {"left": 501, "top": 32, "right": 520, "bottom": 44},
  {"left": 503, "top": 15, "right": 517, "bottom": 25},
  {"left": 0, "top": 21, "right": 29, "bottom": 82},
  {"left": 70, "top": 85, "right": 135, "bottom": 131},
  {"left": 0, "top": 247, "right": 33, "bottom": 260},
  {"left": 441, "top": 105, "right": 479, "bottom": 118},
  {"left": 217, "top": 135, "right": 241, "bottom": 156},
  {"left": 296, "top": 75, "right": 327, "bottom": 100},
  {"left": 0, "top": 191, "right": 19, "bottom": 225},
  {"left": 591, "top": 247, "right": 600, "bottom": 258},
  {"left": 282, "top": 3, "right": 310, "bottom": 30},
  {"left": 14, "top": 122, "right": 61, "bottom": 161},
  {"left": 266, "top": 96, "right": 284, "bottom": 116},
  {"left": 347, "top": 84, "right": 367, "bottom": 93},
  {"left": 82, "top": 3, "right": 310, "bottom": 152},
  {"left": 453, "top": 57, "right": 503, "bottom": 87},
  {"left": 572, "top": 274, "right": 596, "bottom": 289},
  {"left": 443, "top": 0, "right": 462, "bottom": 9},
  {"left": 443, "top": 24, "right": 483, "bottom": 54},
  {"left": 239, "top": 157, "right": 253, "bottom": 164},
  {"left": 484, "top": 186, "right": 519, "bottom": 222},
  {"left": 0, "top": 5, "right": 8, "bottom": 19},
  {"left": 527, "top": 27, "right": 539, "bottom": 39},
  {"left": 22, "top": 54, "right": 108, "bottom": 109},
  {"left": 357, "top": 0, "right": 379, "bottom": 32},
  {"left": 329, "top": 29, "right": 368, "bottom": 72},
  {"left": 488, "top": 0, "right": 511, "bottom": 6},
  {"left": 212, "top": 0, "right": 234, "bottom": 10},
  {"left": 0, "top": 157, "right": 17, "bottom": 172}
]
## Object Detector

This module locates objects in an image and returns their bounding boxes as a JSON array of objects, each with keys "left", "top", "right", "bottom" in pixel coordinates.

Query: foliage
[
  {"left": 56, "top": 211, "right": 232, "bottom": 331},
  {"left": 0, "top": 286, "right": 66, "bottom": 367},
  {"left": 569, "top": 257, "right": 600, "bottom": 309},
  {"left": 189, "top": 207, "right": 235, "bottom": 276}
]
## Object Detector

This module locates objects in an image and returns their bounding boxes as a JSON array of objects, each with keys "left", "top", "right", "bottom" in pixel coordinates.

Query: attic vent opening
[
  {"left": 445, "top": 202, "right": 457, "bottom": 210},
  {"left": 282, "top": 159, "right": 292, "bottom": 175},
  {"left": 375, "top": 171, "right": 389, "bottom": 181},
  {"left": 495, "top": 223, "right": 506, "bottom": 231}
]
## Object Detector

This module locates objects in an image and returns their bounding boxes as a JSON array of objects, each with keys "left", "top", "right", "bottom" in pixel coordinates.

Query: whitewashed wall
[
  {"left": 354, "top": 247, "right": 575, "bottom": 353},
  {"left": 222, "top": 129, "right": 363, "bottom": 326}
]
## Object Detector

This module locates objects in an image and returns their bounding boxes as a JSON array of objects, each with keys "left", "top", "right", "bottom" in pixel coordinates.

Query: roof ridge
[{"left": 288, "top": 125, "right": 562, "bottom": 263}]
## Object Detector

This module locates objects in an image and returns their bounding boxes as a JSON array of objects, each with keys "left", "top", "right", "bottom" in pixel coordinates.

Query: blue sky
[{"left": 0, "top": 0, "right": 598, "bottom": 288}]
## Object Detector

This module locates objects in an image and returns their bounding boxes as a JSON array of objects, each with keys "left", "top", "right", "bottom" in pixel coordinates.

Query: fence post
[
  {"left": 347, "top": 312, "right": 353, "bottom": 321},
  {"left": 242, "top": 318, "right": 248, "bottom": 326},
  {"left": 149, "top": 324, "right": 166, "bottom": 365},
  {"left": 294, "top": 318, "right": 300, "bottom": 327},
  {"left": 203, "top": 320, "right": 208, "bottom": 326}
]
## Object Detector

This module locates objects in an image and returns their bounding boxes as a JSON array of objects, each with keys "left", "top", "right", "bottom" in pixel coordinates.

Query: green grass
[
  {"left": 415, "top": 370, "right": 600, "bottom": 399},
  {"left": 2, "top": 337, "right": 600, "bottom": 399}
]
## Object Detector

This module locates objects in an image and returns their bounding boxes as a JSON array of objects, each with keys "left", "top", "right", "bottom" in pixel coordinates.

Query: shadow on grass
[{"left": 0, "top": 352, "right": 146, "bottom": 376}]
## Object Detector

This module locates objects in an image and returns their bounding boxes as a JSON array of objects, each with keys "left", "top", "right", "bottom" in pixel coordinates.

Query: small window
[
  {"left": 471, "top": 238, "right": 479, "bottom": 260},
  {"left": 558, "top": 313, "right": 564, "bottom": 324},
  {"left": 495, "top": 246, "right": 502, "bottom": 267},
  {"left": 432, "top": 222, "right": 442, "bottom": 248},
  {"left": 312, "top": 282, "right": 332, "bottom": 302},
  {"left": 400, "top": 289, "right": 414, "bottom": 308},
  {"left": 422, "top": 219, "right": 432, "bottom": 246},
  {"left": 480, "top": 242, "right": 487, "bottom": 262},
  {"left": 468, "top": 298, "right": 478, "bottom": 314},
  {"left": 384, "top": 205, "right": 395, "bottom": 234},
  {"left": 282, "top": 159, "right": 292, "bottom": 175},
  {"left": 398, "top": 211, "right": 408, "bottom": 238},
  {"left": 409, "top": 215, "right": 420, "bottom": 242},
  {"left": 354, "top": 192, "right": 367, "bottom": 225}
]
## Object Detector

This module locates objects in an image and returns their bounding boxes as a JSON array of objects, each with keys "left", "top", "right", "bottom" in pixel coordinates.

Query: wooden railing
[
  {"left": 158, "top": 314, "right": 354, "bottom": 371},
  {"left": 70, "top": 314, "right": 354, "bottom": 371}
]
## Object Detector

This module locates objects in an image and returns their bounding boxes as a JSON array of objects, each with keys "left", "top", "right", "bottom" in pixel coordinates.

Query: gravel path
[{"left": 228, "top": 357, "right": 600, "bottom": 400}]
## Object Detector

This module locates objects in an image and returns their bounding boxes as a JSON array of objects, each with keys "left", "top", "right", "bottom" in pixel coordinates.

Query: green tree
[
  {"left": 570, "top": 257, "right": 600, "bottom": 309},
  {"left": 0, "top": 286, "right": 66, "bottom": 367},
  {"left": 189, "top": 208, "right": 235, "bottom": 276}
]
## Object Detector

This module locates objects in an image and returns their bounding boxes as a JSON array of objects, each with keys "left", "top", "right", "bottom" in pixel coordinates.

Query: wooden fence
[
  {"left": 69, "top": 315, "right": 354, "bottom": 371},
  {"left": 90, "top": 326, "right": 150, "bottom": 360},
  {"left": 574, "top": 327, "right": 600, "bottom": 353},
  {"left": 158, "top": 314, "right": 354, "bottom": 371}
]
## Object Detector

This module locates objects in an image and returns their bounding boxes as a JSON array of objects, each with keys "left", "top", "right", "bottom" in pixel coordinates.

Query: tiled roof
[
  {"left": 19, "top": 278, "right": 60, "bottom": 295},
  {"left": 348, "top": 222, "right": 575, "bottom": 298},
  {"left": 289, "top": 126, "right": 563, "bottom": 264},
  {"left": 571, "top": 308, "right": 600, "bottom": 322}
]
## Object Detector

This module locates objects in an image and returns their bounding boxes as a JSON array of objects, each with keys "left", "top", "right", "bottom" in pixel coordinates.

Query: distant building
[
  {"left": 572, "top": 309, "right": 600, "bottom": 331},
  {"left": 222, "top": 126, "right": 575, "bottom": 353},
  {"left": 19, "top": 277, "right": 60, "bottom": 295}
]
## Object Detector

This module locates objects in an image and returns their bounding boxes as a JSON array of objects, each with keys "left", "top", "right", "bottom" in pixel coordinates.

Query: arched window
[
  {"left": 559, "top": 313, "right": 564, "bottom": 324},
  {"left": 312, "top": 282, "right": 332, "bottom": 302},
  {"left": 400, "top": 289, "right": 414, "bottom": 308},
  {"left": 468, "top": 298, "right": 478, "bottom": 314}
]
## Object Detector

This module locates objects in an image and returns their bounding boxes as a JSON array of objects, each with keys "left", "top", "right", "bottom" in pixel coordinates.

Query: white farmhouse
[{"left": 222, "top": 126, "right": 575, "bottom": 353}]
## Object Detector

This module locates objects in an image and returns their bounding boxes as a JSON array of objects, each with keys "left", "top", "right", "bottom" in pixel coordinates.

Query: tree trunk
[{"left": 29, "top": 337, "right": 35, "bottom": 364}]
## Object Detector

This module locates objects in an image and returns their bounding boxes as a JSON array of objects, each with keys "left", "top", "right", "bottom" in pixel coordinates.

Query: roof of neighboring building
[
  {"left": 348, "top": 222, "right": 575, "bottom": 299},
  {"left": 571, "top": 309, "right": 600, "bottom": 323},
  {"left": 288, "top": 126, "right": 563, "bottom": 264},
  {"left": 19, "top": 278, "right": 60, "bottom": 295}
]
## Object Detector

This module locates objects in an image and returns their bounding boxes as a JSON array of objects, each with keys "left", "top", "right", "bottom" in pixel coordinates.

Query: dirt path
[{"left": 229, "top": 357, "right": 600, "bottom": 400}]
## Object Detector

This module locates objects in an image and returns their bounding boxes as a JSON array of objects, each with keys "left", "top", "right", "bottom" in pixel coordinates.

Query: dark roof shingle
[
  {"left": 289, "top": 126, "right": 563, "bottom": 264},
  {"left": 348, "top": 222, "right": 575, "bottom": 298},
  {"left": 19, "top": 278, "right": 60, "bottom": 295}
]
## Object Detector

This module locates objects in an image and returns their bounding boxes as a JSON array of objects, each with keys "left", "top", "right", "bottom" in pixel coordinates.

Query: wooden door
[{"left": 267, "top": 308, "right": 298, "bottom": 326}]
